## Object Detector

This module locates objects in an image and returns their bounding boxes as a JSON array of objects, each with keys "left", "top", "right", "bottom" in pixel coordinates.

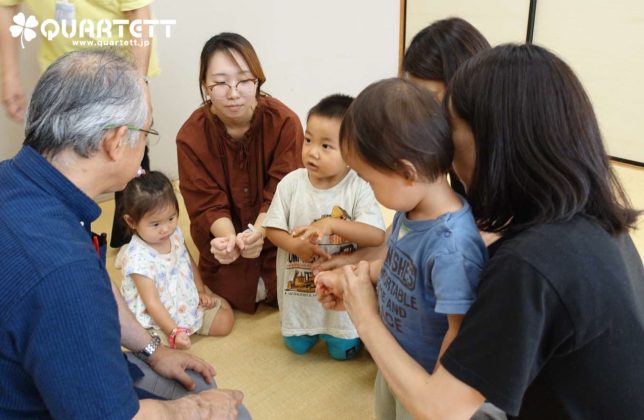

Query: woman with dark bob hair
[
  {"left": 402, "top": 17, "right": 490, "bottom": 196},
  {"left": 402, "top": 17, "right": 490, "bottom": 101},
  {"left": 316, "top": 44, "right": 643, "bottom": 418},
  {"left": 177, "top": 33, "right": 303, "bottom": 314}
]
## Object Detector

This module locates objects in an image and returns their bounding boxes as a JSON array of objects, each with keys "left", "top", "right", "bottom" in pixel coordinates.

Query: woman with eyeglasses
[{"left": 177, "top": 33, "right": 304, "bottom": 314}]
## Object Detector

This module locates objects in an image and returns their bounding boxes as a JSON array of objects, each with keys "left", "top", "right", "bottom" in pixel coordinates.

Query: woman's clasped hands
[
  {"left": 210, "top": 228, "right": 265, "bottom": 265},
  {"left": 314, "top": 261, "right": 380, "bottom": 329}
]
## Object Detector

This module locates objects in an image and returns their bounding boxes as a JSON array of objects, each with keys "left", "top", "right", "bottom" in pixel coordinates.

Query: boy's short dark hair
[
  {"left": 340, "top": 78, "right": 451, "bottom": 181},
  {"left": 307, "top": 94, "right": 354, "bottom": 121}
]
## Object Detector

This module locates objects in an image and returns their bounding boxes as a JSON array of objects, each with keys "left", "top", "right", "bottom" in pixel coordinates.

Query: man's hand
[
  {"left": 136, "top": 388, "right": 244, "bottom": 420},
  {"left": 185, "top": 389, "right": 244, "bottom": 420},
  {"left": 147, "top": 346, "right": 216, "bottom": 391},
  {"left": 211, "top": 235, "right": 240, "bottom": 265}
]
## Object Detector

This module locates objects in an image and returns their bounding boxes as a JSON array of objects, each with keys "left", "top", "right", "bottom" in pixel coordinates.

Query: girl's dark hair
[
  {"left": 121, "top": 171, "right": 179, "bottom": 229},
  {"left": 199, "top": 32, "right": 266, "bottom": 105},
  {"left": 340, "top": 78, "right": 451, "bottom": 181},
  {"left": 402, "top": 17, "right": 490, "bottom": 83},
  {"left": 307, "top": 94, "right": 353, "bottom": 121},
  {"left": 447, "top": 43, "right": 640, "bottom": 235}
]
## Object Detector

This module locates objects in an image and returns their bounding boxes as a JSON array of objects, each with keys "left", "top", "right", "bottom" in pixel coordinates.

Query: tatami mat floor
[
  {"left": 95, "top": 162, "right": 643, "bottom": 419},
  {"left": 96, "top": 189, "right": 379, "bottom": 420}
]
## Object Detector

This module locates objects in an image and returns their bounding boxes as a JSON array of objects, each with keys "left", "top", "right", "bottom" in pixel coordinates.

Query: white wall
[
  {"left": 0, "top": 1, "right": 400, "bottom": 177},
  {"left": 150, "top": 0, "right": 399, "bottom": 178},
  {"left": 404, "top": 0, "right": 644, "bottom": 253},
  {"left": 4, "top": 2, "right": 642, "bottom": 166},
  {"left": 532, "top": 0, "right": 644, "bottom": 163},
  {"left": 0, "top": 0, "right": 400, "bottom": 178},
  {"left": 405, "top": 0, "right": 644, "bottom": 164},
  {"left": 405, "top": 0, "right": 528, "bottom": 48}
]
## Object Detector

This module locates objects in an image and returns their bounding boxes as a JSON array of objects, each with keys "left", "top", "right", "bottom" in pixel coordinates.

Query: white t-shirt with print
[
  {"left": 118, "top": 227, "right": 202, "bottom": 332},
  {"left": 264, "top": 168, "right": 385, "bottom": 339}
]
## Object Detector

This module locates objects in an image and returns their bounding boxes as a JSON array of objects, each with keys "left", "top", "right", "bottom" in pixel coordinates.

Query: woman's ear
[
  {"left": 398, "top": 159, "right": 418, "bottom": 183},
  {"left": 201, "top": 83, "right": 212, "bottom": 101}
]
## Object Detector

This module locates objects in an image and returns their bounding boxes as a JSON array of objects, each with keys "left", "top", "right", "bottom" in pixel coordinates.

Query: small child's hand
[
  {"left": 295, "top": 240, "right": 332, "bottom": 263},
  {"left": 292, "top": 225, "right": 324, "bottom": 244},
  {"left": 311, "top": 252, "right": 354, "bottom": 275},
  {"left": 314, "top": 269, "right": 346, "bottom": 311},
  {"left": 174, "top": 331, "right": 192, "bottom": 350},
  {"left": 199, "top": 291, "right": 216, "bottom": 309},
  {"left": 292, "top": 218, "right": 334, "bottom": 244}
]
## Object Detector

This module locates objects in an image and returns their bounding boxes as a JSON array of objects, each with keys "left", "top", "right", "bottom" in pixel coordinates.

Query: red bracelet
[{"left": 168, "top": 327, "right": 191, "bottom": 349}]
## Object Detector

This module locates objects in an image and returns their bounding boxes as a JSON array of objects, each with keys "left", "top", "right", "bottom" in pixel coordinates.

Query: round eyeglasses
[{"left": 206, "top": 78, "right": 258, "bottom": 99}]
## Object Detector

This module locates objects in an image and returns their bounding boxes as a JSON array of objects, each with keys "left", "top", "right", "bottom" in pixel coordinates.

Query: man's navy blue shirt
[{"left": 0, "top": 146, "right": 139, "bottom": 418}]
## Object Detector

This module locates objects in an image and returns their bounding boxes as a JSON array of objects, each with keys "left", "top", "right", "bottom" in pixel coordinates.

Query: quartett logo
[
  {"left": 9, "top": 12, "right": 176, "bottom": 49},
  {"left": 9, "top": 13, "right": 37, "bottom": 49}
]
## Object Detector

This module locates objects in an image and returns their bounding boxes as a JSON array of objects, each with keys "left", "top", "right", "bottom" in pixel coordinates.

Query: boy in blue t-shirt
[{"left": 315, "top": 78, "right": 487, "bottom": 419}]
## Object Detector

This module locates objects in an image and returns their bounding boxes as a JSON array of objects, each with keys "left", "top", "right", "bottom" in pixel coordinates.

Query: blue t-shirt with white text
[{"left": 377, "top": 198, "right": 486, "bottom": 372}]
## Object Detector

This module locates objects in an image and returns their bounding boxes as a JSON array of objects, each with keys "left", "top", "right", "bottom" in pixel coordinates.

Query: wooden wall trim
[{"left": 399, "top": 0, "right": 407, "bottom": 74}]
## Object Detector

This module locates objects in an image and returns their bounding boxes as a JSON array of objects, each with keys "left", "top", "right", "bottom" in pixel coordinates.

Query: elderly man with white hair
[{"left": 0, "top": 49, "right": 247, "bottom": 419}]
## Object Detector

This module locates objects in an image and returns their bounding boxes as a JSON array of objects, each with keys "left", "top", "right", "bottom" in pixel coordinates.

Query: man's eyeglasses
[
  {"left": 103, "top": 124, "right": 160, "bottom": 146},
  {"left": 206, "top": 78, "right": 258, "bottom": 99}
]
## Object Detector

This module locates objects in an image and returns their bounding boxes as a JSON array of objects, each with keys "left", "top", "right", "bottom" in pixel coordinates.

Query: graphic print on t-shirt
[
  {"left": 378, "top": 243, "right": 419, "bottom": 333},
  {"left": 285, "top": 206, "right": 356, "bottom": 295}
]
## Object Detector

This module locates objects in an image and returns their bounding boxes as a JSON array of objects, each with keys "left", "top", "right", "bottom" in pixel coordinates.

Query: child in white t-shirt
[
  {"left": 117, "top": 171, "right": 234, "bottom": 349},
  {"left": 264, "top": 94, "right": 385, "bottom": 360}
]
